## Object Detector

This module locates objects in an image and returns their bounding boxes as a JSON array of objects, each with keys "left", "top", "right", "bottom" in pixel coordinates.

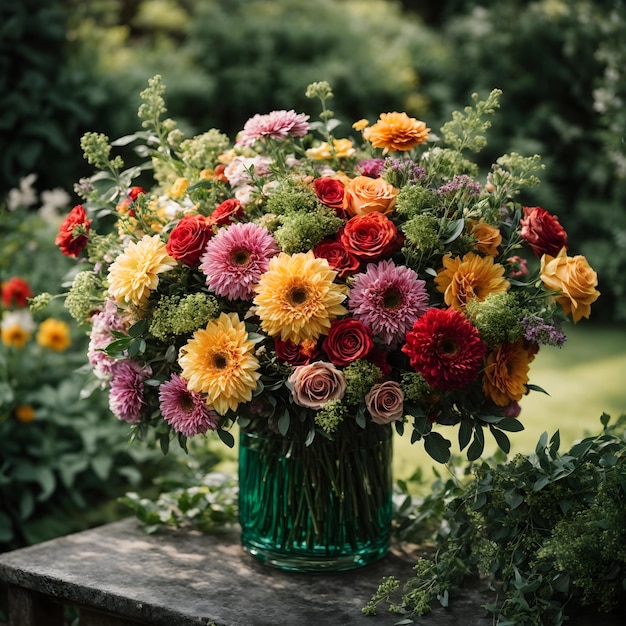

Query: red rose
[
  {"left": 313, "top": 177, "right": 346, "bottom": 214},
  {"left": 520, "top": 206, "right": 568, "bottom": 258},
  {"left": 339, "top": 212, "right": 401, "bottom": 261},
  {"left": 127, "top": 186, "right": 146, "bottom": 201},
  {"left": 166, "top": 214, "right": 213, "bottom": 266},
  {"left": 274, "top": 338, "right": 320, "bottom": 366},
  {"left": 55, "top": 204, "right": 91, "bottom": 258},
  {"left": 208, "top": 198, "right": 244, "bottom": 226},
  {"left": 322, "top": 318, "right": 374, "bottom": 367},
  {"left": 367, "top": 347, "right": 392, "bottom": 377},
  {"left": 313, "top": 239, "right": 360, "bottom": 277},
  {"left": 1, "top": 277, "right": 32, "bottom": 308}
]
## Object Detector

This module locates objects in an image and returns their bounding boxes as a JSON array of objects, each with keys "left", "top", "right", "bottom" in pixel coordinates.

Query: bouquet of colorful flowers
[{"left": 49, "top": 76, "right": 599, "bottom": 466}]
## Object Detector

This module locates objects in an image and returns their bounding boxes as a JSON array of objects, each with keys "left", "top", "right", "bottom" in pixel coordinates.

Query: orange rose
[
  {"left": 469, "top": 220, "right": 502, "bottom": 257},
  {"left": 345, "top": 176, "right": 398, "bottom": 217},
  {"left": 540, "top": 248, "right": 600, "bottom": 322}
]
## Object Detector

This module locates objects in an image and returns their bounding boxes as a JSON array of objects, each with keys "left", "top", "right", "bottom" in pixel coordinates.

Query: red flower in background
[
  {"left": 402, "top": 307, "right": 487, "bottom": 391},
  {"left": 1, "top": 277, "right": 32, "bottom": 308},
  {"left": 274, "top": 338, "right": 320, "bottom": 366},
  {"left": 55, "top": 204, "right": 91, "bottom": 257},
  {"left": 520, "top": 206, "right": 568, "bottom": 258}
]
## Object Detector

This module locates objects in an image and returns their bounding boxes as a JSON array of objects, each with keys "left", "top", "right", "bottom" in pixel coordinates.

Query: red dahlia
[{"left": 402, "top": 307, "right": 487, "bottom": 391}]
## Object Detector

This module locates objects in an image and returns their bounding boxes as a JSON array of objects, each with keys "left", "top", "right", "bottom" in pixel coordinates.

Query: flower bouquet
[{"left": 50, "top": 76, "right": 599, "bottom": 570}]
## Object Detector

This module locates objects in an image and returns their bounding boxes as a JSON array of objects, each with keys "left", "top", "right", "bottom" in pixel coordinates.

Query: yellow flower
[
  {"left": 36, "top": 318, "right": 71, "bottom": 352},
  {"left": 434, "top": 252, "right": 510, "bottom": 310},
  {"left": 108, "top": 234, "right": 177, "bottom": 307},
  {"left": 352, "top": 119, "right": 370, "bottom": 132},
  {"left": 306, "top": 138, "right": 355, "bottom": 160},
  {"left": 167, "top": 177, "right": 189, "bottom": 198},
  {"left": 540, "top": 248, "right": 600, "bottom": 323},
  {"left": 178, "top": 312, "right": 261, "bottom": 415},
  {"left": 469, "top": 220, "right": 502, "bottom": 257},
  {"left": 253, "top": 252, "right": 348, "bottom": 344},
  {"left": 1, "top": 310, "right": 34, "bottom": 348},
  {"left": 363, "top": 112, "right": 430, "bottom": 153},
  {"left": 15, "top": 404, "right": 36, "bottom": 423},
  {"left": 482, "top": 339, "right": 534, "bottom": 406}
]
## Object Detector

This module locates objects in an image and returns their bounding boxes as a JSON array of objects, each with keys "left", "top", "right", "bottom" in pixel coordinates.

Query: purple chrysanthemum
[
  {"left": 349, "top": 259, "right": 429, "bottom": 345},
  {"left": 108, "top": 360, "right": 151, "bottom": 424},
  {"left": 159, "top": 374, "right": 219, "bottom": 437},
  {"left": 200, "top": 223, "right": 280, "bottom": 300},
  {"left": 236, "top": 110, "right": 310, "bottom": 147}
]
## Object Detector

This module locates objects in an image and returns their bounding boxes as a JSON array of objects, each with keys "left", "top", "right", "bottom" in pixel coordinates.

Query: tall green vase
[{"left": 238, "top": 423, "right": 393, "bottom": 572}]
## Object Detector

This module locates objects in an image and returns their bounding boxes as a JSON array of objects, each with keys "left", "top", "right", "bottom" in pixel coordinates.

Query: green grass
[{"left": 394, "top": 323, "right": 626, "bottom": 482}]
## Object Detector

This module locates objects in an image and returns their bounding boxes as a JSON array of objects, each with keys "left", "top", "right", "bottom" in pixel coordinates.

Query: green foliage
[
  {"left": 367, "top": 413, "right": 626, "bottom": 625},
  {"left": 0, "top": 187, "right": 173, "bottom": 550},
  {"left": 121, "top": 471, "right": 238, "bottom": 535}
]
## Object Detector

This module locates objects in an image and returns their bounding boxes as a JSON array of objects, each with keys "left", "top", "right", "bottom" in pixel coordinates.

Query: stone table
[{"left": 0, "top": 517, "right": 624, "bottom": 625}]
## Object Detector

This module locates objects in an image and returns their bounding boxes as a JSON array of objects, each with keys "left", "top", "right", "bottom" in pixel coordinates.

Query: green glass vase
[{"left": 238, "top": 424, "right": 393, "bottom": 572}]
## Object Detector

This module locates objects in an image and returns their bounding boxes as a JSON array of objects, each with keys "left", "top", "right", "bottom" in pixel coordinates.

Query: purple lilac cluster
[
  {"left": 521, "top": 314, "right": 567, "bottom": 347},
  {"left": 437, "top": 174, "right": 482, "bottom": 196},
  {"left": 384, "top": 158, "right": 426, "bottom": 184}
]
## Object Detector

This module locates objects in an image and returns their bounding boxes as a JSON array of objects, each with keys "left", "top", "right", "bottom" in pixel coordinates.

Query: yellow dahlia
[
  {"left": 363, "top": 112, "right": 430, "bottom": 153},
  {"left": 434, "top": 252, "right": 510, "bottom": 310},
  {"left": 253, "top": 252, "right": 348, "bottom": 344},
  {"left": 36, "top": 318, "right": 71, "bottom": 352},
  {"left": 178, "top": 312, "right": 260, "bottom": 415},
  {"left": 108, "top": 235, "right": 177, "bottom": 307}
]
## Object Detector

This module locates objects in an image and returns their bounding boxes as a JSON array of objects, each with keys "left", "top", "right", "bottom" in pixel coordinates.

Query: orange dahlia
[
  {"left": 363, "top": 112, "right": 430, "bottom": 153},
  {"left": 482, "top": 339, "right": 535, "bottom": 406},
  {"left": 434, "top": 252, "right": 510, "bottom": 311}
]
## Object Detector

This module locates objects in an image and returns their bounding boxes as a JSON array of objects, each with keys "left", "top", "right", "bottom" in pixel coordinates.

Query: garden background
[{"left": 1, "top": 0, "right": 625, "bottom": 566}]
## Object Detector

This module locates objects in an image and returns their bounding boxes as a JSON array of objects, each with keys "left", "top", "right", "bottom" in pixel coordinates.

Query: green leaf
[
  {"left": 458, "top": 419, "right": 472, "bottom": 450},
  {"left": 424, "top": 431, "right": 451, "bottom": 464},
  {"left": 129, "top": 319, "right": 149, "bottom": 337},
  {"left": 527, "top": 383, "right": 550, "bottom": 395},
  {"left": 490, "top": 426, "right": 511, "bottom": 454},
  {"left": 467, "top": 425, "right": 485, "bottom": 461},
  {"left": 278, "top": 410, "right": 290, "bottom": 436},
  {"left": 497, "top": 417, "right": 524, "bottom": 432},
  {"left": 217, "top": 428, "right": 235, "bottom": 448}
]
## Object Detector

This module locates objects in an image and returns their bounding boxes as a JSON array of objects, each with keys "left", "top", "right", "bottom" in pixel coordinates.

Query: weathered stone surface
[{"left": 0, "top": 518, "right": 624, "bottom": 625}]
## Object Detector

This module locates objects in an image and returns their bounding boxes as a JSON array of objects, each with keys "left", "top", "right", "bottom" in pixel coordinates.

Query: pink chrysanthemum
[
  {"left": 402, "top": 307, "right": 487, "bottom": 391},
  {"left": 159, "top": 374, "right": 219, "bottom": 437},
  {"left": 87, "top": 299, "right": 128, "bottom": 378},
  {"left": 108, "top": 360, "right": 151, "bottom": 424},
  {"left": 348, "top": 260, "right": 429, "bottom": 345},
  {"left": 236, "top": 110, "right": 310, "bottom": 147},
  {"left": 200, "top": 223, "right": 280, "bottom": 300}
]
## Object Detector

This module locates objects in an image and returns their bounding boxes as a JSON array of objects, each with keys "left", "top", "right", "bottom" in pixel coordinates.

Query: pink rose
[
  {"left": 365, "top": 381, "right": 404, "bottom": 424},
  {"left": 288, "top": 361, "right": 346, "bottom": 409}
]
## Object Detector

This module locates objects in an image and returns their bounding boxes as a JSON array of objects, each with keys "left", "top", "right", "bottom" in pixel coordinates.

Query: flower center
[
  {"left": 230, "top": 248, "right": 251, "bottom": 267},
  {"left": 439, "top": 338, "right": 459, "bottom": 357},
  {"left": 212, "top": 352, "right": 228, "bottom": 370},
  {"left": 288, "top": 286, "right": 308, "bottom": 306},
  {"left": 382, "top": 286, "right": 403, "bottom": 310},
  {"left": 180, "top": 393, "right": 195, "bottom": 413}
]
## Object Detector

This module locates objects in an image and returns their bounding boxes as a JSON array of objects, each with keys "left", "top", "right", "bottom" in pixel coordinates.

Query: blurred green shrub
[{"left": 0, "top": 178, "right": 191, "bottom": 550}]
